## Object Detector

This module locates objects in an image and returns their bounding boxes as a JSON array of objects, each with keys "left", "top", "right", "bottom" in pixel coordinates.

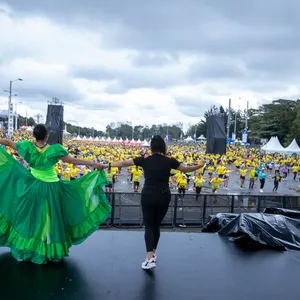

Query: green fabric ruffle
[{"left": 0, "top": 200, "right": 111, "bottom": 264}]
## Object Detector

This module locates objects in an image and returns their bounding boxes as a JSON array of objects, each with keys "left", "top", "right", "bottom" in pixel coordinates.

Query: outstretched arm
[
  {"left": 60, "top": 155, "right": 102, "bottom": 169},
  {"left": 177, "top": 160, "right": 205, "bottom": 173},
  {"left": 0, "top": 139, "right": 17, "bottom": 150},
  {"left": 104, "top": 159, "right": 135, "bottom": 168}
]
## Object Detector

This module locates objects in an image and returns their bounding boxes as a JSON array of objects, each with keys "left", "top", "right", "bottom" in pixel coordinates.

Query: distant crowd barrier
[{"left": 101, "top": 192, "right": 300, "bottom": 228}]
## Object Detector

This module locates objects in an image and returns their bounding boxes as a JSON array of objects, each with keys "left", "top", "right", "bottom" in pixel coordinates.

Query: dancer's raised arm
[
  {"left": 0, "top": 139, "right": 17, "bottom": 150},
  {"left": 60, "top": 155, "right": 103, "bottom": 169}
]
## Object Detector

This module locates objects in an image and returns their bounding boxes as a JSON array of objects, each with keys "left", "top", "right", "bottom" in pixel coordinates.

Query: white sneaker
[
  {"left": 153, "top": 253, "right": 157, "bottom": 262},
  {"left": 141, "top": 258, "right": 156, "bottom": 270},
  {"left": 260, "top": 189, "right": 263, "bottom": 193}
]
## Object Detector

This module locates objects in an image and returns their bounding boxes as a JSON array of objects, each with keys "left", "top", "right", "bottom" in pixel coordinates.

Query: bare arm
[
  {"left": 60, "top": 155, "right": 100, "bottom": 168},
  {"left": 177, "top": 160, "right": 205, "bottom": 173},
  {"left": 0, "top": 139, "right": 17, "bottom": 150},
  {"left": 106, "top": 159, "right": 135, "bottom": 168}
]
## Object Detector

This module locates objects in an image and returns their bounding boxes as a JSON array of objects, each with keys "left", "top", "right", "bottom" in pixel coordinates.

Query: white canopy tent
[
  {"left": 261, "top": 137, "right": 286, "bottom": 153},
  {"left": 285, "top": 139, "right": 300, "bottom": 154},
  {"left": 141, "top": 140, "right": 150, "bottom": 147},
  {"left": 196, "top": 135, "right": 206, "bottom": 141},
  {"left": 184, "top": 136, "right": 194, "bottom": 142}
]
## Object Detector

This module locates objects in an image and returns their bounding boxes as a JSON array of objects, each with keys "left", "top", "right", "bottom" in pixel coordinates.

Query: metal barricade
[{"left": 100, "top": 192, "right": 300, "bottom": 228}]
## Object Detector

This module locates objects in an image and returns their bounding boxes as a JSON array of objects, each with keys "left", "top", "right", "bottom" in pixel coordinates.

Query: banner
[{"left": 8, "top": 103, "right": 14, "bottom": 138}]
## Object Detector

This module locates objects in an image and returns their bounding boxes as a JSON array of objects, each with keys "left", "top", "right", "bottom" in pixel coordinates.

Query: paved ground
[{"left": 113, "top": 167, "right": 300, "bottom": 196}]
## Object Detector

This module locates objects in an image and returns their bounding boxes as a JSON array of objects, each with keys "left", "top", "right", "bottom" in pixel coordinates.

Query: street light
[{"left": 7, "top": 78, "right": 23, "bottom": 138}]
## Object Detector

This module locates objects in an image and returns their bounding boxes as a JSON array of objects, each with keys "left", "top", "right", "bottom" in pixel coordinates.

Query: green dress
[{"left": 0, "top": 141, "right": 111, "bottom": 264}]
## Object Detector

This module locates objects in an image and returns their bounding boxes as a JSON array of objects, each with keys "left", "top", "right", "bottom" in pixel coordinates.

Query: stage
[{"left": 0, "top": 230, "right": 299, "bottom": 300}]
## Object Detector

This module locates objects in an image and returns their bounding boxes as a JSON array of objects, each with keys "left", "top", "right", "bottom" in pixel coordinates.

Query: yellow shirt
[
  {"left": 132, "top": 169, "right": 143, "bottom": 182},
  {"left": 62, "top": 170, "right": 71, "bottom": 181},
  {"left": 178, "top": 178, "right": 187, "bottom": 188},
  {"left": 211, "top": 178, "right": 222, "bottom": 189},
  {"left": 208, "top": 166, "right": 215, "bottom": 173},
  {"left": 249, "top": 169, "right": 255, "bottom": 179},
  {"left": 194, "top": 177, "right": 205, "bottom": 187},
  {"left": 240, "top": 169, "right": 247, "bottom": 176},
  {"left": 175, "top": 173, "right": 183, "bottom": 183},
  {"left": 217, "top": 166, "right": 225, "bottom": 175}
]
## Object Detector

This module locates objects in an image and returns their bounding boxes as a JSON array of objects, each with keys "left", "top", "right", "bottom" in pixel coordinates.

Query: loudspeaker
[
  {"left": 206, "top": 116, "right": 226, "bottom": 155},
  {"left": 45, "top": 104, "right": 64, "bottom": 145}
]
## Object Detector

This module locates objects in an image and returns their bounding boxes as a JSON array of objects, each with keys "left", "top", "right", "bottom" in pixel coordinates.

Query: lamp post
[{"left": 7, "top": 78, "right": 23, "bottom": 139}]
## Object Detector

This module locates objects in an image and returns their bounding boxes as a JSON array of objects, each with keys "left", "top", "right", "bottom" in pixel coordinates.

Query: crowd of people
[{"left": 4, "top": 130, "right": 300, "bottom": 195}]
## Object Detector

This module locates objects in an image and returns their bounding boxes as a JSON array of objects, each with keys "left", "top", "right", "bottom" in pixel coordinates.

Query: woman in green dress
[{"left": 0, "top": 124, "right": 111, "bottom": 264}]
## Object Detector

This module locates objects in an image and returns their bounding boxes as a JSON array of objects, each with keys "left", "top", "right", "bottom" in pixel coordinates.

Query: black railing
[{"left": 101, "top": 192, "right": 300, "bottom": 228}]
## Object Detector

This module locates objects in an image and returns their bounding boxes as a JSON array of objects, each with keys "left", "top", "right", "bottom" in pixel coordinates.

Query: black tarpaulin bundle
[
  {"left": 202, "top": 213, "right": 238, "bottom": 233},
  {"left": 203, "top": 211, "right": 300, "bottom": 251}
]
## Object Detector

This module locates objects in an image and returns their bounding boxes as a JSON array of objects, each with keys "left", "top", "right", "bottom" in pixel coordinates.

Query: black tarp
[
  {"left": 218, "top": 213, "right": 300, "bottom": 250},
  {"left": 45, "top": 104, "right": 64, "bottom": 145},
  {"left": 206, "top": 116, "right": 226, "bottom": 155},
  {"left": 263, "top": 207, "right": 300, "bottom": 218},
  {"left": 202, "top": 213, "right": 238, "bottom": 232}
]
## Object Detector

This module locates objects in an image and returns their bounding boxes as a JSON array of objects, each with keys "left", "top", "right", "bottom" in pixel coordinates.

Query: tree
[{"left": 248, "top": 99, "right": 299, "bottom": 144}]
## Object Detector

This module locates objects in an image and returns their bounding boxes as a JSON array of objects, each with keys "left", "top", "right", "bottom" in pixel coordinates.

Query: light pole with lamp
[{"left": 7, "top": 78, "right": 23, "bottom": 139}]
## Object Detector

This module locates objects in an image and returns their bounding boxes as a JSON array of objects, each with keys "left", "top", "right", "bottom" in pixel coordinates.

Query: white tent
[
  {"left": 76, "top": 136, "right": 81, "bottom": 141},
  {"left": 285, "top": 139, "right": 300, "bottom": 154},
  {"left": 142, "top": 140, "right": 150, "bottom": 147},
  {"left": 261, "top": 136, "right": 286, "bottom": 153},
  {"left": 94, "top": 137, "right": 100, "bottom": 142},
  {"left": 196, "top": 135, "right": 206, "bottom": 141},
  {"left": 184, "top": 136, "right": 194, "bottom": 142},
  {"left": 88, "top": 136, "right": 94, "bottom": 141}
]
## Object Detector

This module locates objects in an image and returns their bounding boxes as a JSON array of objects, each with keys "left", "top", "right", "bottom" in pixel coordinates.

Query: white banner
[
  {"left": 232, "top": 133, "right": 236, "bottom": 141},
  {"left": 8, "top": 102, "right": 14, "bottom": 138}
]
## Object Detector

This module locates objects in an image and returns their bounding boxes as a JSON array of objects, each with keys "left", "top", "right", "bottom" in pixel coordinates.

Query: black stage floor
[{"left": 0, "top": 230, "right": 300, "bottom": 300}]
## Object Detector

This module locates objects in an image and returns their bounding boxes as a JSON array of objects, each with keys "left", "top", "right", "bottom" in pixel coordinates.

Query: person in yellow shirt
[
  {"left": 175, "top": 171, "right": 184, "bottom": 185},
  {"left": 105, "top": 167, "right": 114, "bottom": 193},
  {"left": 132, "top": 166, "right": 143, "bottom": 192},
  {"left": 239, "top": 168, "right": 248, "bottom": 188},
  {"left": 177, "top": 175, "right": 188, "bottom": 200},
  {"left": 62, "top": 167, "right": 71, "bottom": 181},
  {"left": 217, "top": 165, "right": 226, "bottom": 178},
  {"left": 70, "top": 166, "right": 80, "bottom": 180},
  {"left": 249, "top": 166, "right": 256, "bottom": 189},
  {"left": 211, "top": 175, "right": 223, "bottom": 194},
  {"left": 193, "top": 175, "right": 205, "bottom": 200},
  {"left": 207, "top": 164, "right": 215, "bottom": 180},
  {"left": 292, "top": 165, "right": 298, "bottom": 181},
  {"left": 223, "top": 169, "right": 231, "bottom": 190}
]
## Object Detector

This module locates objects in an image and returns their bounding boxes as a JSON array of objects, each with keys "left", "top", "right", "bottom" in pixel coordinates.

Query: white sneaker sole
[{"left": 141, "top": 263, "right": 156, "bottom": 270}]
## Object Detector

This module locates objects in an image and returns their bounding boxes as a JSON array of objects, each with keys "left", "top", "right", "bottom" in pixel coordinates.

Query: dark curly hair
[
  {"left": 150, "top": 135, "right": 166, "bottom": 155},
  {"left": 33, "top": 124, "right": 48, "bottom": 141}
]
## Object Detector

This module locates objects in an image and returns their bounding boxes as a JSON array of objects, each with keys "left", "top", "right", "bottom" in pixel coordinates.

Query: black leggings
[
  {"left": 260, "top": 178, "right": 265, "bottom": 189},
  {"left": 141, "top": 189, "right": 171, "bottom": 252}
]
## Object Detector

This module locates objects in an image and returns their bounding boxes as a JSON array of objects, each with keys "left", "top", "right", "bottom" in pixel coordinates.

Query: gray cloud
[
  {"left": 174, "top": 97, "right": 217, "bottom": 118},
  {"left": 7, "top": 0, "right": 300, "bottom": 54},
  {"left": 71, "top": 65, "right": 185, "bottom": 91},
  {"left": 130, "top": 52, "right": 179, "bottom": 67},
  {"left": 2, "top": 0, "right": 300, "bottom": 111}
]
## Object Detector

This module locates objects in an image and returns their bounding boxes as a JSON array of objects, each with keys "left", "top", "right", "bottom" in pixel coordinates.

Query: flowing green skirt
[{"left": 0, "top": 147, "right": 111, "bottom": 264}]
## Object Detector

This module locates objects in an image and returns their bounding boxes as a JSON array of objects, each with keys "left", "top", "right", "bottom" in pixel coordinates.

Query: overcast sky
[{"left": 1, "top": 0, "right": 300, "bottom": 131}]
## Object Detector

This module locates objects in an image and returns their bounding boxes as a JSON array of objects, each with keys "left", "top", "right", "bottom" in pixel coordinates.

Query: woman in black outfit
[{"left": 105, "top": 136, "right": 205, "bottom": 270}]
